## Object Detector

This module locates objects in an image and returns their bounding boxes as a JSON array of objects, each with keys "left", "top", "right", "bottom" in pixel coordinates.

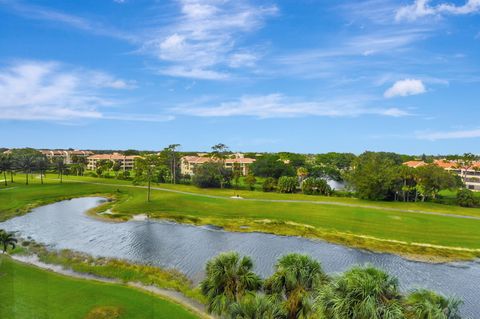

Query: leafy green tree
[
  {"left": 457, "top": 188, "right": 479, "bottom": 208},
  {"left": 315, "top": 152, "right": 356, "bottom": 171},
  {"left": 211, "top": 143, "right": 230, "bottom": 160},
  {"left": 201, "top": 252, "right": 262, "bottom": 316},
  {"left": 278, "top": 152, "right": 306, "bottom": 168},
  {"left": 228, "top": 294, "right": 285, "bottom": 319},
  {"left": 345, "top": 152, "right": 400, "bottom": 201},
  {"left": 265, "top": 254, "right": 328, "bottom": 319},
  {"left": 12, "top": 148, "right": 42, "bottom": 185},
  {"left": 134, "top": 155, "right": 164, "bottom": 201},
  {"left": 244, "top": 173, "right": 257, "bottom": 191},
  {"left": 251, "top": 155, "right": 295, "bottom": 179},
  {"left": 112, "top": 160, "right": 122, "bottom": 178},
  {"left": 316, "top": 266, "right": 404, "bottom": 319},
  {"left": 0, "top": 154, "right": 13, "bottom": 186},
  {"left": 193, "top": 162, "right": 232, "bottom": 188},
  {"left": 35, "top": 155, "right": 50, "bottom": 185},
  {"left": 405, "top": 289, "right": 462, "bottom": 319},
  {"left": 301, "top": 177, "right": 332, "bottom": 196},
  {"left": 415, "top": 164, "right": 460, "bottom": 201},
  {"left": 53, "top": 157, "right": 67, "bottom": 183},
  {"left": 0, "top": 230, "right": 17, "bottom": 253},
  {"left": 277, "top": 176, "right": 298, "bottom": 193},
  {"left": 262, "top": 177, "right": 277, "bottom": 192},
  {"left": 296, "top": 167, "right": 309, "bottom": 183}
]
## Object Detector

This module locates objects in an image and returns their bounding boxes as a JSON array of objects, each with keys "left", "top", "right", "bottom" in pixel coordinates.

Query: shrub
[
  {"left": 277, "top": 176, "right": 298, "bottom": 193},
  {"left": 244, "top": 174, "right": 257, "bottom": 190},
  {"left": 84, "top": 306, "right": 122, "bottom": 319},
  {"left": 262, "top": 177, "right": 277, "bottom": 192},
  {"left": 301, "top": 177, "right": 332, "bottom": 195},
  {"left": 457, "top": 188, "right": 479, "bottom": 207}
]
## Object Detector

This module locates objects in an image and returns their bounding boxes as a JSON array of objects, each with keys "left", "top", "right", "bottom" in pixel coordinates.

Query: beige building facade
[
  {"left": 180, "top": 155, "right": 255, "bottom": 176},
  {"left": 87, "top": 153, "right": 139, "bottom": 171}
]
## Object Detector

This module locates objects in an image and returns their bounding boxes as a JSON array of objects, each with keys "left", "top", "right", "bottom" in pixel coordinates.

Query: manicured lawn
[
  {"left": 0, "top": 256, "right": 200, "bottom": 319},
  {"left": 1, "top": 174, "right": 480, "bottom": 259}
]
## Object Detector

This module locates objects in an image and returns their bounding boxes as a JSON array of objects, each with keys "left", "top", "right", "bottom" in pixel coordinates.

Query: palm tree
[
  {"left": 264, "top": 254, "right": 328, "bottom": 319},
  {"left": 229, "top": 294, "right": 285, "bottom": 319},
  {"left": 200, "top": 252, "right": 262, "bottom": 316},
  {"left": 54, "top": 157, "right": 67, "bottom": 183},
  {"left": 0, "top": 230, "right": 17, "bottom": 253},
  {"left": 0, "top": 154, "right": 10, "bottom": 186},
  {"left": 316, "top": 266, "right": 404, "bottom": 319},
  {"left": 405, "top": 289, "right": 462, "bottom": 319},
  {"left": 14, "top": 153, "right": 38, "bottom": 185},
  {"left": 35, "top": 156, "right": 50, "bottom": 185}
]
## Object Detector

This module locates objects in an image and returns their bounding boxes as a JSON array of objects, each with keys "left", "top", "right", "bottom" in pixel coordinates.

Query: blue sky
[{"left": 1, "top": 0, "right": 480, "bottom": 154}]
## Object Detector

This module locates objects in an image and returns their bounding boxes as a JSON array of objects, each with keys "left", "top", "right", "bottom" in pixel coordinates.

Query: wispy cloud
[
  {"left": 417, "top": 128, "right": 480, "bottom": 140},
  {"left": 172, "top": 93, "right": 410, "bottom": 118},
  {"left": 384, "top": 79, "right": 426, "bottom": 98},
  {"left": 140, "top": 0, "right": 277, "bottom": 80},
  {"left": 396, "top": 0, "right": 480, "bottom": 21},
  {"left": 0, "top": 60, "right": 156, "bottom": 122}
]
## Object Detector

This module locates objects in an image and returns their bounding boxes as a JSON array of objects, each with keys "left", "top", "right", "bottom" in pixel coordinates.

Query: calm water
[{"left": 1, "top": 197, "right": 479, "bottom": 318}]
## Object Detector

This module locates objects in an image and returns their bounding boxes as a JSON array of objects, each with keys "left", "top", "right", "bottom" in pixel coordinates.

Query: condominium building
[
  {"left": 403, "top": 159, "right": 480, "bottom": 191},
  {"left": 87, "top": 153, "right": 140, "bottom": 171},
  {"left": 180, "top": 155, "right": 256, "bottom": 176},
  {"left": 40, "top": 150, "right": 93, "bottom": 164}
]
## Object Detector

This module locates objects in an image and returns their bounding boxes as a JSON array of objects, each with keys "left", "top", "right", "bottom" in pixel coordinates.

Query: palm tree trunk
[
  {"left": 40, "top": 172, "right": 44, "bottom": 184},
  {"left": 25, "top": 172, "right": 29, "bottom": 185},
  {"left": 10, "top": 171, "right": 13, "bottom": 183},
  {"left": 3, "top": 171, "right": 7, "bottom": 186}
]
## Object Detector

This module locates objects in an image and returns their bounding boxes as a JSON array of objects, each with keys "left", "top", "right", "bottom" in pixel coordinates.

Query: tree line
[{"left": 201, "top": 251, "right": 462, "bottom": 319}]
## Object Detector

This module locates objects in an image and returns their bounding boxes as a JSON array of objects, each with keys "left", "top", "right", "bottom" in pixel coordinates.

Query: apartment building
[
  {"left": 87, "top": 153, "right": 140, "bottom": 171},
  {"left": 40, "top": 150, "right": 93, "bottom": 164},
  {"left": 403, "top": 159, "right": 480, "bottom": 191},
  {"left": 180, "top": 154, "right": 255, "bottom": 176}
]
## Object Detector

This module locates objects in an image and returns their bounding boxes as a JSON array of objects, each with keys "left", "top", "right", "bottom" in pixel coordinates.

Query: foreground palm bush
[
  {"left": 405, "top": 289, "right": 462, "bottom": 319},
  {"left": 201, "top": 253, "right": 463, "bottom": 319},
  {"left": 200, "top": 252, "right": 262, "bottom": 316},
  {"left": 264, "top": 254, "right": 328, "bottom": 319},
  {"left": 316, "top": 266, "right": 404, "bottom": 319}
]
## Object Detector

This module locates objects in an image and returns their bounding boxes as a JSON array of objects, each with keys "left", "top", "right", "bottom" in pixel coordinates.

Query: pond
[{"left": 1, "top": 197, "right": 478, "bottom": 318}]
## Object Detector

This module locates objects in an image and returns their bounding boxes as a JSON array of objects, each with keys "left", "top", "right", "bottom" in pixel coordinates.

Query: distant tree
[
  {"left": 316, "top": 266, "right": 404, "bottom": 319},
  {"left": 0, "top": 230, "right": 17, "bottom": 253},
  {"left": 35, "top": 155, "right": 50, "bottom": 185},
  {"left": 12, "top": 148, "right": 42, "bottom": 185},
  {"left": 405, "top": 289, "right": 462, "bottom": 319},
  {"left": 71, "top": 155, "right": 87, "bottom": 176},
  {"left": 211, "top": 143, "right": 230, "bottom": 160},
  {"left": 123, "top": 149, "right": 141, "bottom": 156},
  {"left": 415, "top": 164, "right": 460, "bottom": 201},
  {"left": 53, "top": 157, "right": 67, "bottom": 183},
  {"left": 134, "top": 155, "right": 164, "bottom": 201},
  {"left": 262, "top": 177, "right": 277, "bottom": 192},
  {"left": 457, "top": 188, "right": 479, "bottom": 208},
  {"left": 201, "top": 252, "right": 262, "bottom": 316},
  {"left": 232, "top": 163, "right": 242, "bottom": 189},
  {"left": 192, "top": 162, "right": 231, "bottom": 188},
  {"left": 315, "top": 152, "right": 356, "bottom": 171},
  {"left": 277, "top": 176, "right": 298, "bottom": 193},
  {"left": 345, "top": 152, "right": 400, "bottom": 201},
  {"left": 112, "top": 160, "right": 122, "bottom": 178},
  {"left": 301, "top": 177, "right": 332, "bottom": 196},
  {"left": 251, "top": 154, "right": 295, "bottom": 179},
  {"left": 456, "top": 153, "right": 478, "bottom": 184},
  {"left": 0, "top": 154, "right": 13, "bottom": 186},
  {"left": 244, "top": 173, "right": 257, "bottom": 191},
  {"left": 265, "top": 254, "right": 328, "bottom": 319},
  {"left": 296, "top": 167, "right": 309, "bottom": 183},
  {"left": 278, "top": 152, "right": 306, "bottom": 168}
]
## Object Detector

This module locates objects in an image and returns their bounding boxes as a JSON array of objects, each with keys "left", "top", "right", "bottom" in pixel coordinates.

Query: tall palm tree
[
  {"left": 35, "top": 156, "right": 50, "bottom": 185},
  {"left": 54, "top": 157, "right": 67, "bottom": 183},
  {"left": 0, "top": 154, "right": 10, "bottom": 186},
  {"left": 229, "top": 294, "right": 285, "bottom": 319},
  {"left": 14, "top": 153, "right": 38, "bottom": 185},
  {"left": 316, "top": 266, "right": 404, "bottom": 319},
  {"left": 200, "top": 252, "right": 262, "bottom": 316},
  {"left": 0, "top": 230, "right": 17, "bottom": 253},
  {"left": 405, "top": 289, "right": 462, "bottom": 319},
  {"left": 264, "top": 254, "right": 328, "bottom": 319}
]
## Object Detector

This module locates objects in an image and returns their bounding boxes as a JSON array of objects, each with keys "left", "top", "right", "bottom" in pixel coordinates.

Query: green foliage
[
  {"left": 264, "top": 254, "right": 328, "bottom": 319},
  {"left": 301, "top": 177, "right": 332, "bottom": 196},
  {"left": 200, "top": 252, "right": 262, "bottom": 316},
  {"left": 192, "top": 162, "right": 232, "bottom": 188},
  {"left": 251, "top": 155, "right": 295, "bottom": 179},
  {"left": 262, "top": 177, "right": 277, "bottom": 192},
  {"left": 228, "top": 294, "right": 284, "bottom": 319},
  {"left": 316, "top": 266, "right": 404, "bottom": 319},
  {"left": 405, "top": 289, "right": 462, "bottom": 319},
  {"left": 277, "top": 176, "right": 298, "bottom": 193},
  {"left": 346, "top": 152, "right": 401, "bottom": 201},
  {"left": 0, "top": 229, "right": 17, "bottom": 253},
  {"left": 315, "top": 152, "right": 356, "bottom": 171},
  {"left": 416, "top": 165, "right": 461, "bottom": 201},
  {"left": 244, "top": 173, "right": 257, "bottom": 190},
  {"left": 84, "top": 306, "right": 123, "bottom": 319},
  {"left": 456, "top": 188, "right": 479, "bottom": 208},
  {"left": 277, "top": 152, "right": 306, "bottom": 168}
]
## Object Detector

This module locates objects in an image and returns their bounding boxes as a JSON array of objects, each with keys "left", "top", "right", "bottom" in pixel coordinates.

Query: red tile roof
[
  {"left": 403, "top": 160, "right": 427, "bottom": 168},
  {"left": 88, "top": 153, "right": 139, "bottom": 160}
]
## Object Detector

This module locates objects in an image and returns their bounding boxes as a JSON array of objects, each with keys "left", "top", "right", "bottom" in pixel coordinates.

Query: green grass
[
  {"left": 0, "top": 256, "right": 200, "bottom": 319},
  {"left": 1, "top": 174, "right": 480, "bottom": 260}
]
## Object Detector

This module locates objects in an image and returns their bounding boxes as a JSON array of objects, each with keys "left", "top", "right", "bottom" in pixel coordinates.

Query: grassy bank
[
  {"left": 0, "top": 256, "right": 200, "bottom": 319},
  {"left": 1, "top": 175, "right": 480, "bottom": 261}
]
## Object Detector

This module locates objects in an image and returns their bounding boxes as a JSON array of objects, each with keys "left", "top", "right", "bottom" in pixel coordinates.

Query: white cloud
[
  {"left": 417, "top": 128, "right": 480, "bottom": 140},
  {"left": 142, "top": 0, "right": 278, "bottom": 79},
  {"left": 172, "top": 93, "right": 410, "bottom": 118},
  {"left": 0, "top": 61, "right": 135, "bottom": 121},
  {"left": 384, "top": 79, "right": 426, "bottom": 98},
  {"left": 396, "top": 0, "right": 480, "bottom": 21}
]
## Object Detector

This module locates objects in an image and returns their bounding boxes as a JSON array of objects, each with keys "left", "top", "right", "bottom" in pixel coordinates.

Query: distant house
[
  {"left": 403, "top": 159, "right": 480, "bottom": 191},
  {"left": 40, "top": 150, "right": 93, "bottom": 164},
  {"left": 87, "top": 153, "right": 140, "bottom": 171},
  {"left": 180, "top": 154, "right": 256, "bottom": 176}
]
